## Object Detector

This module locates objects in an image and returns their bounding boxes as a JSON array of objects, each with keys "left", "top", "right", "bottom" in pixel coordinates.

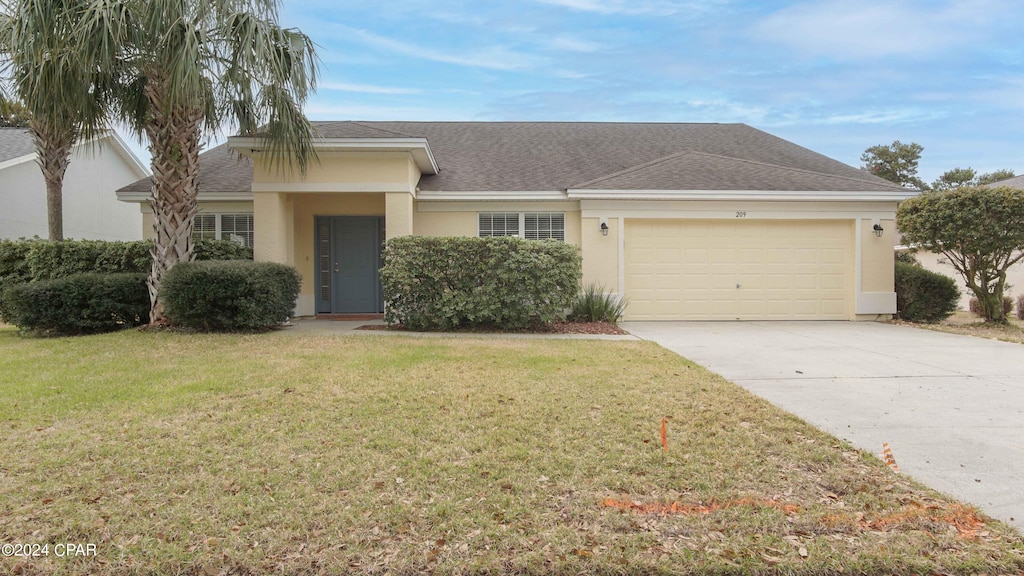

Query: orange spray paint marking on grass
[
  {"left": 660, "top": 417, "right": 668, "bottom": 454},
  {"left": 600, "top": 498, "right": 800, "bottom": 516},
  {"left": 882, "top": 442, "right": 900, "bottom": 473}
]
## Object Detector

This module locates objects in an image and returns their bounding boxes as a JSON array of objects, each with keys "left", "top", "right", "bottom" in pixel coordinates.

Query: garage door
[{"left": 624, "top": 219, "right": 853, "bottom": 320}]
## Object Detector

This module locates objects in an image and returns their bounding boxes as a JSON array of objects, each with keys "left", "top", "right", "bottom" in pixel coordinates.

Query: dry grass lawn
[
  {"left": 900, "top": 310, "right": 1024, "bottom": 344},
  {"left": 1, "top": 327, "right": 1022, "bottom": 575}
]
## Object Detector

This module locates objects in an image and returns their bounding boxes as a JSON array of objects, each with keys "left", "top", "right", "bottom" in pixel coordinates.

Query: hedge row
[
  {"left": 381, "top": 236, "right": 582, "bottom": 331},
  {"left": 2, "top": 273, "right": 149, "bottom": 336},
  {"left": 0, "top": 237, "right": 252, "bottom": 284}
]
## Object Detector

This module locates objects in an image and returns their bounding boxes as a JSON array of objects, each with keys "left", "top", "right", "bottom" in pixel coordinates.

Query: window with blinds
[
  {"left": 525, "top": 213, "right": 565, "bottom": 241},
  {"left": 479, "top": 212, "right": 565, "bottom": 241},
  {"left": 193, "top": 214, "right": 217, "bottom": 241},
  {"left": 191, "top": 213, "right": 254, "bottom": 248},
  {"left": 221, "top": 214, "right": 254, "bottom": 248},
  {"left": 478, "top": 213, "right": 520, "bottom": 237}
]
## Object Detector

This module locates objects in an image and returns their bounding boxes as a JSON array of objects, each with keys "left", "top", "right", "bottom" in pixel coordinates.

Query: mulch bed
[{"left": 355, "top": 320, "right": 628, "bottom": 335}]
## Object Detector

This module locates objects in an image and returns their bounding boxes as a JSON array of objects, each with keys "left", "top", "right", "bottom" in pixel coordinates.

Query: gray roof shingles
[
  {"left": 986, "top": 174, "right": 1024, "bottom": 188},
  {"left": 118, "top": 121, "right": 908, "bottom": 196},
  {"left": 0, "top": 128, "right": 36, "bottom": 163}
]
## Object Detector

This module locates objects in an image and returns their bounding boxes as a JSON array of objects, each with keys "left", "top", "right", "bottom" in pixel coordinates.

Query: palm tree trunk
[
  {"left": 144, "top": 77, "right": 203, "bottom": 325},
  {"left": 29, "top": 121, "right": 75, "bottom": 241}
]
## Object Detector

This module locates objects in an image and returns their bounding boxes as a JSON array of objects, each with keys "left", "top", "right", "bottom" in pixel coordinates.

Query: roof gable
[{"left": 571, "top": 149, "right": 908, "bottom": 192}]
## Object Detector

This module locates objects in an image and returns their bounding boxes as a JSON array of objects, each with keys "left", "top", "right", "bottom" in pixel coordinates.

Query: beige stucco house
[
  {"left": 117, "top": 121, "right": 914, "bottom": 321},
  {"left": 1, "top": 128, "right": 149, "bottom": 240}
]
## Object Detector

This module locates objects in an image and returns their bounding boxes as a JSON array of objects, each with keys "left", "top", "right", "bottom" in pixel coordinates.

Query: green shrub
[
  {"left": 381, "top": 236, "right": 582, "bottom": 331},
  {"left": 160, "top": 260, "right": 301, "bottom": 331},
  {"left": 1018, "top": 295, "right": 1024, "bottom": 320},
  {"left": 193, "top": 238, "right": 253, "bottom": 261},
  {"left": 2, "top": 273, "right": 149, "bottom": 335},
  {"left": 895, "top": 250, "right": 920, "bottom": 266},
  {"left": 894, "top": 262, "right": 959, "bottom": 323},
  {"left": 969, "top": 295, "right": 1013, "bottom": 317},
  {"left": 0, "top": 239, "right": 39, "bottom": 321},
  {"left": 26, "top": 240, "right": 151, "bottom": 280},
  {"left": 569, "top": 283, "right": 627, "bottom": 323}
]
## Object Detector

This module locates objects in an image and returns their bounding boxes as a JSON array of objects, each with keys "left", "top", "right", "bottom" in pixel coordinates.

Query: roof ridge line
[
  {"left": 569, "top": 150, "right": 695, "bottom": 189},
  {"left": 345, "top": 120, "right": 417, "bottom": 138},
  {"left": 680, "top": 149, "right": 911, "bottom": 191}
]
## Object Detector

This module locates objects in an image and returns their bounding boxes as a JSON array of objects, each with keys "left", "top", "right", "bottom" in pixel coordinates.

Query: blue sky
[{"left": 188, "top": 1, "right": 1024, "bottom": 184}]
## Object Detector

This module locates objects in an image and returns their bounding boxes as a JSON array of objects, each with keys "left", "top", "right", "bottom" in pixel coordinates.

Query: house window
[
  {"left": 478, "top": 212, "right": 520, "bottom": 237},
  {"left": 478, "top": 212, "right": 565, "bottom": 241},
  {"left": 192, "top": 213, "right": 254, "bottom": 248}
]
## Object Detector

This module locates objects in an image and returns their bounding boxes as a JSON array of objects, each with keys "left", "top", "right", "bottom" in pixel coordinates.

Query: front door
[{"left": 315, "top": 216, "right": 384, "bottom": 314}]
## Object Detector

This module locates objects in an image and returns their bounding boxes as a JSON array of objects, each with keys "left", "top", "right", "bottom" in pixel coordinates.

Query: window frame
[
  {"left": 191, "top": 212, "right": 254, "bottom": 248},
  {"left": 478, "top": 212, "right": 565, "bottom": 241}
]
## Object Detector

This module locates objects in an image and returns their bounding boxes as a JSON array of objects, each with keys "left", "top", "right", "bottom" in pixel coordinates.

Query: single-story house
[
  {"left": 0, "top": 128, "right": 149, "bottom": 241},
  {"left": 910, "top": 174, "right": 1024, "bottom": 310},
  {"left": 117, "top": 121, "right": 914, "bottom": 321}
]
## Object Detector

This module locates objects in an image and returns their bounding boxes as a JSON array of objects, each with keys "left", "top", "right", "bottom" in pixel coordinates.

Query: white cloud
[
  {"left": 531, "top": 0, "right": 702, "bottom": 16},
  {"left": 341, "top": 26, "right": 539, "bottom": 71},
  {"left": 320, "top": 82, "right": 423, "bottom": 95},
  {"left": 753, "top": 0, "right": 1009, "bottom": 60},
  {"left": 549, "top": 36, "right": 603, "bottom": 53}
]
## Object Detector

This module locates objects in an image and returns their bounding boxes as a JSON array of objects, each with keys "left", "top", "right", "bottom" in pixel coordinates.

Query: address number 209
[{"left": 735, "top": 211, "right": 747, "bottom": 218}]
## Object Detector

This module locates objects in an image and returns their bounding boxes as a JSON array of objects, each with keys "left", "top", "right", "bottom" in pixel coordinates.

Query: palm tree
[
  {"left": 0, "top": 0, "right": 110, "bottom": 241},
  {"left": 76, "top": 0, "right": 318, "bottom": 323}
]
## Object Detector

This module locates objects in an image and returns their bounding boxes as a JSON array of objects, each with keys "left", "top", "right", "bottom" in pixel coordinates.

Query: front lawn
[
  {"left": 901, "top": 310, "right": 1024, "bottom": 344},
  {"left": 1, "top": 327, "right": 1021, "bottom": 575}
]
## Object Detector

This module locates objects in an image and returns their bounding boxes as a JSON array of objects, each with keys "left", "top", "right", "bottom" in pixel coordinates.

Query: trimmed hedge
[
  {"left": 0, "top": 238, "right": 252, "bottom": 321},
  {"left": 25, "top": 240, "right": 151, "bottom": 280},
  {"left": 894, "top": 261, "right": 959, "bottom": 323},
  {"left": 2, "top": 273, "right": 149, "bottom": 335},
  {"left": 381, "top": 236, "right": 582, "bottom": 331},
  {"left": 160, "top": 260, "right": 301, "bottom": 332}
]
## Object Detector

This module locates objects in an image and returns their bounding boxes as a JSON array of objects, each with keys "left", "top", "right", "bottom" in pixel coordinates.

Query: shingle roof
[
  {"left": 985, "top": 174, "right": 1024, "bottom": 188},
  {"left": 119, "top": 142, "right": 252, "bottom": 194},
  {"left": 118, "top": 121, "right": 906, "bottom": 196},
  {"left": 571, "top": 149, "right": 903, "bottom": 192},
  {"left": 0, "top": 128, "right": 36, "bottom": 163}
]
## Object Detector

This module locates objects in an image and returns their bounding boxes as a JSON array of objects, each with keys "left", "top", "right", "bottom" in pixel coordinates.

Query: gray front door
[{"left": 315, "top": 216, "right": 384, "bottom": 314}]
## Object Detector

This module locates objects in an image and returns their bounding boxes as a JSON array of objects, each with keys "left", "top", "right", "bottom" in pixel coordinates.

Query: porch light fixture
[
  {"left": 600, "top": 222, "right": 609, "bottom": 236},
  {"left": 873, "top": 223, "right": 884, "bottom": 238}
]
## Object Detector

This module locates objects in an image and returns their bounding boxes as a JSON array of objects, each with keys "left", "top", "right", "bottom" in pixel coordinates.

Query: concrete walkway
[
  {"left": 270, "top": 318, "right": 639, "bottom": 340},
  {"left": 621, "top": 321, "right": 1024, "bottom": 531}
]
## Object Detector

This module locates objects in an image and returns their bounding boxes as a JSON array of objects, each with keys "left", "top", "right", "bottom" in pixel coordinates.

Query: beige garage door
[{"left": 625, "top": 219, "right": 853, "bottom": 320}]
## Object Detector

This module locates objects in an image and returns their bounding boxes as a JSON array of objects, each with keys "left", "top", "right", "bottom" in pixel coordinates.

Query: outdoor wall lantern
[
  {"left": 600, "top": 222, "right": 609, "bottom": 236},
  {"left": 873, "top": 223, "right": 884, "bottom": 238}
]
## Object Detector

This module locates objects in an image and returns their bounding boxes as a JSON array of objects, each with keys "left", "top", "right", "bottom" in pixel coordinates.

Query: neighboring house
[
  {"left": 0, "top": 128, "right": 149, "bottom": 241},
  {"left": 910, "top": 174, "right": 1024, "bottom": 310},
  {"left": 117, "top": 121, "right": 914, "bottom": 321}
]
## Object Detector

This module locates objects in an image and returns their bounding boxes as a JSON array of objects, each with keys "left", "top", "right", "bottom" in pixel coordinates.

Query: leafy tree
[
  {"left": 931, "top": 167, "right": 976, "bottom": 191},
  {"left": 861, "top": 140, "right": 928, "bottom": 190},
  {"left": 932, "top": 167, "right": 1016, "bottom": 191},
  {"left": 76, "top": 0, "right": 318, "bottom": 324},
  {"left": 897, "top": 186, "right": 1024, "bottom": 323},
  {"left": 0, "top": 96, "right": 30, "bottom": 127},
  {"left": 977, "top": 169, "right": 1016, "bottom": 186},
  {"left": 0, "top": 0, "right": 111, "bottom": 240}
]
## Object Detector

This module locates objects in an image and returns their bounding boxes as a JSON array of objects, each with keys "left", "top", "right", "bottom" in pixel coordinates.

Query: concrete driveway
[{"left": 620, "top": 321, "right": 1024, "bottom": 531}]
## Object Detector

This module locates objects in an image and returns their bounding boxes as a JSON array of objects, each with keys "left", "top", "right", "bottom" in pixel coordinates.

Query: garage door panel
[{"left": 624, "top": 219, "right": 853, "bottom": 320}]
